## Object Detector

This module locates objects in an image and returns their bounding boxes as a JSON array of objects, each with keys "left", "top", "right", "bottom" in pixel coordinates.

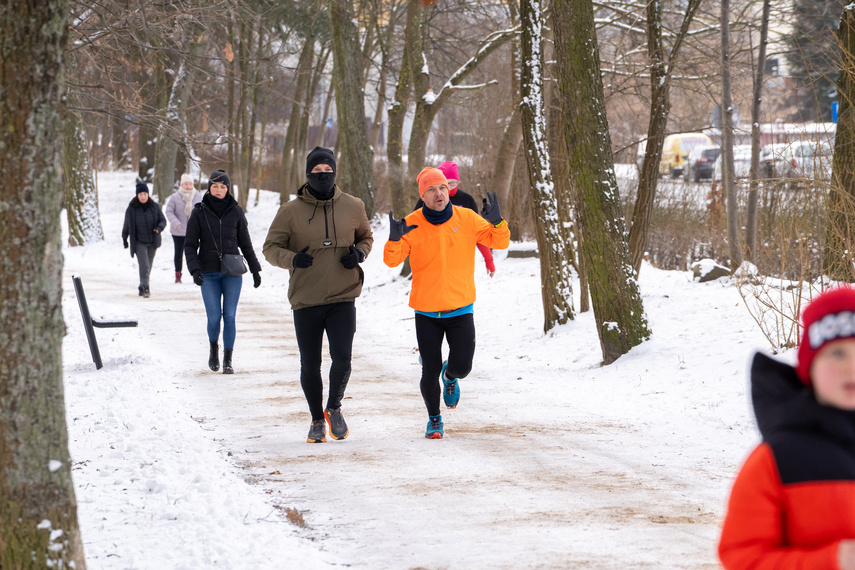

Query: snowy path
[{"left": 62, "top": 173, "right": 765, "bottom": 568}]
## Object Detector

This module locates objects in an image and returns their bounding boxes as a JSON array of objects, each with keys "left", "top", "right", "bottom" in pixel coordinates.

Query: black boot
[
  {"left": 138, "top": 285, "right": 145, "bottom": 297},
  {"left": 222, "top": 348, "right": 234, "bottom": 375},
  {"left": 208, "top": 342, "right": 219, "bottom": 371},
  {"left": 143, "top": 285, "right": 150, "bottom": 298}
]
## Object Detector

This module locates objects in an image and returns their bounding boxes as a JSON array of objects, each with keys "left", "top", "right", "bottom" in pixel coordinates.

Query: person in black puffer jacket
[
  {"left": 184, "top": 170, "right": 262, "bottom": 375},
  {"left": 122, "top": 182, "right": 166, "bottom": 298}
]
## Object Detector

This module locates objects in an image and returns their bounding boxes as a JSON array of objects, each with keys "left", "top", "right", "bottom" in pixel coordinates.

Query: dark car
[{"left": 684, "top": 145, "right": 721, "bottom": 182}]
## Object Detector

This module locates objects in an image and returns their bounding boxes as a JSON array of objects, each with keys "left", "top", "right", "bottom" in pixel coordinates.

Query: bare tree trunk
[
  {"left": 153, "top": 37, "right": 205, "bottom": 203},
  {"left": 825, "top": 6, "right": 855, "bottom": 279},
  {"left": 553, "top": 0, "right": 651, "bottom": 364},
  {"left": 746, "top": 0, "right": 772, "bottom": 261},
  {"left": 627, "top": 0, "right": 703, "bottom": 275},
  {"left": 0, "top": 2, "right": 87, "bottom": 566},
  {"left": 386, "top": 0, "right": 421, "bottom": 217},
  {"left": 548, "top": 75, "right": 587, "bottom": 313},
  {"left": 136, "top": 52, "right": 167, "bottom": 184},
  {"left": 64, "top": 105, "right": 104, "bottom": 246},
  {"left": 280, "top": 36, "right": 315, "bottom": 201},
  {"left": 721, "top": 0, "right": 742, "bottom": 268},
  {"left": 330, "top": 0, "right": 376, "bottom": 214},
  {"left": 520, "top": 0, "right": 574, "bottom": 332},
  {"left": 315, "top": 79, "right": 335, "bottom": 149}
]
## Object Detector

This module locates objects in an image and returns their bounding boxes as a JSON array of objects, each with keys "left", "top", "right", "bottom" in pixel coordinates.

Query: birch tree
[
  {"left": 520, "top": 0, "right": 574, "bottom": 332},
  {"left": 552, "top": 0, "right": 651, "bottom": 364},
  {"left": 0, "top": 1, "right": 87, "bottom": 566}
]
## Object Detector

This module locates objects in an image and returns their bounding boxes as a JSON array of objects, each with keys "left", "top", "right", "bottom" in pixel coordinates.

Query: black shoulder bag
[{"left": 202, "top": 206, "right": 248, "bottom": 276}]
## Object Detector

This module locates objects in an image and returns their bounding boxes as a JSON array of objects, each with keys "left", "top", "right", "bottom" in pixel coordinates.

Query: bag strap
[{"left": 201, "top": 205, "right": 223, "bottom": 260}]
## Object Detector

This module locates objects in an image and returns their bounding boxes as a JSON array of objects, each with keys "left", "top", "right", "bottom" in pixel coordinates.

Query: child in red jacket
[{"left": 719, "top": 286, "right": 855, "bottom": 569}]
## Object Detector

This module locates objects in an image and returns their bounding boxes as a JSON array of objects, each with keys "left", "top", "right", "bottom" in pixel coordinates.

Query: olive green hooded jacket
[{"left": 263, "top": 185, "right": 373, "bottom": 310}]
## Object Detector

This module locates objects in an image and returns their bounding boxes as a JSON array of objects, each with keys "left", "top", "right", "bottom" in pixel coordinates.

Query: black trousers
[
  {"left": 415, "top": 313, "right": 476, "bottom": 417},
  {"left": 293, "top": 301, "right": 356, "bottom": 421},
  {"left": 172, "top": 235, "right": 186, "bottom": 272}
]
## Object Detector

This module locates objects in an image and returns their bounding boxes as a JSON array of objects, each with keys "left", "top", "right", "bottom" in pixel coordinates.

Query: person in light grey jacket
[{"left": 165, "top": 173, "right": 202, "bottom": 283}]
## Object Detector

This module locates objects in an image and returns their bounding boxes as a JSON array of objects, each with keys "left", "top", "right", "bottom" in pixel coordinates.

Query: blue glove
[
  {"left": 388, "top": 211, "right": 418, "bottom": 242},
  {"left": 481, "top": 191, "right": 503, "bottom": 225},
  {"left": 293, "top": 246, "right": 314, "bottom": 269}
]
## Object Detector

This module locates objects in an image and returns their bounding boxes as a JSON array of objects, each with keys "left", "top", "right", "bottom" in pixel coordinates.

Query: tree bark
[
  {"left": 825, "top": 7, "right": 855, "bottom": 280},
  {"left": 520, "top": 0, "right": 575, "bottom": 332},
  {"left": 746, "top": 0, "right": 772, "bottom": 261},
  {"left": 552, "top": 0, "right": 651, "bottom": 364},
  {"left": 386, "top": 0, "right": 421, "bottom": 217},
  {"left": 0, "top": 1, "right": 87, "bottom": 567},
  {"left": 64, "top": 105, "right": 104, "bottom": 247},
  {"left": 721, "top": 0, "right": 742, "bottom": 268},
  {"left": 153, "top": 36, "right": 206, "bottom": 203},
  {"left": 280, "top": 35, "right": 315, "bottom": 201},
  {"left": 627, "top": 0, "right": 703, "bottom": 275},
  {"left": 330, "top": 0, "right": 376, "bottom": 214}
]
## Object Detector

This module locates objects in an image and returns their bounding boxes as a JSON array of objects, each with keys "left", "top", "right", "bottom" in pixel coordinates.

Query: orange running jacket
[{"left": 383, "top": 206, "right": 510, "bottom": 313}]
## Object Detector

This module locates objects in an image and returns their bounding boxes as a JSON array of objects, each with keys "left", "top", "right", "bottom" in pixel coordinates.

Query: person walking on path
[
  {"left": 384, "top": 167, "right": 510, "bottom": 439},
  {"left": 184, "top": 170, "right": 262, "bottom": 375},
  {"left": 719, "top": 286, "right": 855, "bottom": 569},
  {"left": 122, "top": 181, "right": 166, "bottom": 298},
  {"left": 263, "top": 146, "right": 374, "bottom": 444},
  {"left": 165, "top": 173, "right": 202, "bottom": 283},
  {"left": 415, "top": 161, "right": 496, "bottom": 277}
]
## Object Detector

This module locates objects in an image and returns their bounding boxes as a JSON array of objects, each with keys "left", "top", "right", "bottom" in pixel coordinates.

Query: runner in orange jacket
[
  {"left": 384, "top": 167, "right": 509, "bottom": 439},
  {"left": 719, "top": 286, "right": 855, "bottom": 569}
]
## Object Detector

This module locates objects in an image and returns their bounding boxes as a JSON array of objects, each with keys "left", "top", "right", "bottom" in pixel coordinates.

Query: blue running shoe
[
  {"left": 425, "top": 414, "right": 444, "bottom": 439},
  {"left": 441, "top": 361, "right": 460, "bottom": 409}
]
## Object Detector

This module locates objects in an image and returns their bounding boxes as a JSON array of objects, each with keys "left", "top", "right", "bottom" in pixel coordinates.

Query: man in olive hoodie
[{"left": 263, "top": 147, "right": 374, "bottom": 444}]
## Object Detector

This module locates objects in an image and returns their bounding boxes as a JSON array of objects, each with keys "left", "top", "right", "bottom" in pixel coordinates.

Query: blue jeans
[{"left": 200, "top": 272, "right": 242, "bottom": 349}]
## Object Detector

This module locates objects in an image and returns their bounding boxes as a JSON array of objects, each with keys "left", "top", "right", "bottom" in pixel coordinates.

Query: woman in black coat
[
  {"left": 184, "top": 170, "right": 262, "bottom": 374},
  {"left": 122, "top": 182, "right": 166, "bottom": 298}
]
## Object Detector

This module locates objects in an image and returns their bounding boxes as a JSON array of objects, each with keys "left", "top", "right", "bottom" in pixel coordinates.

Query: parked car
[
  {"left": 660, "top": 133, "right": 713, "bottom": 178},
  {"left": 683, "top": 145, "right": 721, "bottom": 182},
  {"left": 783, "top": 139, "right": 834, "bottom": 182},
  {"left": 712, "top": 145, "right": 754, "bottom": 182},
  {"left": 761, "top": 143, "right": 793, "bottom": 179}
]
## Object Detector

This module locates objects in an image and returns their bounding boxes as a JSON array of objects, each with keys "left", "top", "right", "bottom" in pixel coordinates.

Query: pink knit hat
[{"left": 437, "top": 161, "right": 459, "bottom": 181}]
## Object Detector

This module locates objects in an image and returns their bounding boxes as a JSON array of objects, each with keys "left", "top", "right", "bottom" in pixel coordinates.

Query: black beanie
[
  {"left": 135, "top": 182, "right": 149, "bottom": 195},
  {"left": 305, "top": 146, "right": 336, "bottom": 175},
  {"left": 208, "top": 170, "right": 231, "bottom": 193}
]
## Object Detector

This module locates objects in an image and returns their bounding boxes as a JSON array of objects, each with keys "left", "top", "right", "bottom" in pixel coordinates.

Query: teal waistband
[{"left": 415, "top": 304, "right": 474, "bottom": 319}]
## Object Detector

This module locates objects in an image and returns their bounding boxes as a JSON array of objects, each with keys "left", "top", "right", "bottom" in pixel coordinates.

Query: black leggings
[
  {"left": 172, "top": 235, "right": 186, "bottom": 272},
  {"left": 415, "top": 313, "right": 476, "bottom": 417},
  {"left": 293, "top": 302, "right": 356, "bottom": 421}
]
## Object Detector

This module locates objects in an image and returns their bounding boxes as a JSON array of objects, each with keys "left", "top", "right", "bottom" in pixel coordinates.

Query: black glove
[
  {"left": 481, "top": 191, "right": 503, "bottom": 225},
  {"left": 123, "top": 239, "right": 129, "bottom": 249},
  {"left": 252, "top": 272, "right": 261, "bottom": 288},
  {"left": 293, "top": 246, "right": 314, "bottom": 269},
  {"left": 340, "top": 245, "right": 363, "bottom": 269},
  {"left": 192, "top": 271, "right": 204, "bottom": 286},
  {"left": 388, "top": 211, "right": 418, "bottom": 242}
]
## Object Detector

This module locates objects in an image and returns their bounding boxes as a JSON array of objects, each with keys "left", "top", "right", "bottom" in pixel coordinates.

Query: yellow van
[{"left": 660, "top": 133, "right": 713, "bottom": 178}]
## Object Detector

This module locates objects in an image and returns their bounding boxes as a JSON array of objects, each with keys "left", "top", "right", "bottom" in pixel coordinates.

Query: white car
[{"left": 712, "top": 145, "right": 754, "bottom": 182}]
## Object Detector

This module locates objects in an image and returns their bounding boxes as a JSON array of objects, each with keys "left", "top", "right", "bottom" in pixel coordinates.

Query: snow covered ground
[{"left": 61, "top": 171, "right": 773, "bottom": 568}]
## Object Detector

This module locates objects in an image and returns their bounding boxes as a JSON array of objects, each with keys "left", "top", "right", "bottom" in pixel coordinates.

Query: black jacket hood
[{"left": 751, "top": 352, "right": 855, "bottom": 447}]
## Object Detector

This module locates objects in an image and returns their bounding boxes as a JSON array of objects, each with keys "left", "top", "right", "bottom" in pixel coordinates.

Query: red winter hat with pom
[{"left": 796, "top": 286, "right": 855, "bottom": 385}]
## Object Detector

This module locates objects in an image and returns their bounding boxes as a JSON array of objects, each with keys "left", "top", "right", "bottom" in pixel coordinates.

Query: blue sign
[{"left": 833, "top": 101, "right": 839, "bottom": 123}]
